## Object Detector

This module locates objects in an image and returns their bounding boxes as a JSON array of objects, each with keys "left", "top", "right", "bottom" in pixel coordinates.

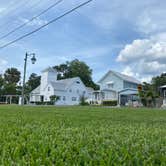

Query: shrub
[
  {"left": 34, "top": 101, "right": 54, "bottom": 105},
  {"left": 79, "top": 95, "right": 89, "bottom": 106},
  {"left": 102, "top": 100, "right": 117, "bottom": 106},
  {"left": 35, "top": 101, "right": 43, "bottom": 105},
  {"left": 50, "top": 95, "right": 59, "bottom": 104}
]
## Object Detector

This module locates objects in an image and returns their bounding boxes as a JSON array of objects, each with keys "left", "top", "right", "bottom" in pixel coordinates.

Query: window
[
  {"left": 102, "top": 93, "right": 105, "bottom": 99},
  {"left": 58, "top": 96, "right": 61, "bottom": 101},
  {"left": 76, "top": 81, "right": 80, "bottom": 84},
  {"left": 63, "top": 96, "right": 66, "bottom": 101},
  {"left": 108, "top": 84, "right": 114, "bottom": 89},
  {"left": 69, "top": 89, "right": 72, "bottom": 92},
  {"left": 48, "top": 87, "right": 50, "bottom": 91},
  {"left": 72, "top": 97, "right": 77, "bottom": 101}
]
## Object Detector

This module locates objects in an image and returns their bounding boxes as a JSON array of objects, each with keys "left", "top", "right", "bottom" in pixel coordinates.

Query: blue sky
[{"left": 0, "top": 0, "right": 166, "bottom": 83}]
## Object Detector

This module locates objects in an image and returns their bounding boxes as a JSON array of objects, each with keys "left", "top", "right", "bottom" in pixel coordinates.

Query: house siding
[
  {"left": 95, "top": 71, "right": 140, "bottom": 102},
  {"left": 99, "top": 72, "right": 124, "bottom": 92},
  {"left": 30, "top": 69, "right": 93, "bottom": 105},
  {"left": 123, "top": 81, "right": 138, "bottom": 89}
]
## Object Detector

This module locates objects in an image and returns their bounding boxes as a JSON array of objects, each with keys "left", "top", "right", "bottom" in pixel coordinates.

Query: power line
[
  {"left": 0, "top": 0, "right": 36, "bottom": 21},
  {"left": 0, "top": 0, "right": 63, "bottom": 40},
  {"left": 0, "top": 0, "right": 48, "bottom": 30},
  {"left": 0, "top": 0, "right": 93, "bottom": 50}
]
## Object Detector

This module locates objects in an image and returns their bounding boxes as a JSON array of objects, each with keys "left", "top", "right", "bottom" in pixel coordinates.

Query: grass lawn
[{"left": 0, "top": 105, "right": 166, "bottom": 165}]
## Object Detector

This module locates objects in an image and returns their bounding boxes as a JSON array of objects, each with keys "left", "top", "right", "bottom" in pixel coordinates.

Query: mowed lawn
[{"left": 0, "top": 106, "right": 166, "bottom": 165}]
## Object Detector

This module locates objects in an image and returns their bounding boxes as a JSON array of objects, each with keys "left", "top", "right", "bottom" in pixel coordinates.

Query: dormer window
[{"left": 76, "top": 81, "right": 80, "bottom": 84}]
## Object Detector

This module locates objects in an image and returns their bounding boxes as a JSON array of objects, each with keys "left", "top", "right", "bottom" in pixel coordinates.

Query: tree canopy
[
  {"left": 54, "top": 59, "right": 99, "bottom": 90},
  {"left": 26, "top": 73, "right": 41, "bottom": 93},
  {"left": 152, "top": 73, "right": 166, "bottom": 94},
  {"left": 4, "top": 68, "right": 21, "bottom": 84}
]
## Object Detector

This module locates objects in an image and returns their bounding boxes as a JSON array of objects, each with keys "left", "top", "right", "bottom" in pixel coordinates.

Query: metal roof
[
  {"left": 160, "top": 85, "right": 166, "bottom": 89},
  {"left": 30, "top": 77, "right": 92, "bottom": 93},
  {"left": 50, "top": 77, "right": 82, "bottom": 90},
  {"left": 98, "top": 70, "right": 141, "bottom": 84},
  {"left": 118, "top": 88, "right": 138, "bottom": 95}
]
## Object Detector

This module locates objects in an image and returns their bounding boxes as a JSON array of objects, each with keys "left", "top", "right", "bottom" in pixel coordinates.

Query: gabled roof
[
  {"left": 50, "top": 82, "right": 66, "bottom": 91},
  {"left": 41, "top": 67, "right": 57, "bottom": 73},
  {"left": 98, "top": 70, "right": 141, "bottom": 84},
  {"left": 30, "top": 85, "right": 40, "bottom": 94},
  {"left": 50, "top": 77, "right": 82, "bottom": 90}
]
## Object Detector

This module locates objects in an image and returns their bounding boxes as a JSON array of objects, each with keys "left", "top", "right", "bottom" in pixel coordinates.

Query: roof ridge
[{"left": 98, "top": 70, "right": 140, "bottom": 84}]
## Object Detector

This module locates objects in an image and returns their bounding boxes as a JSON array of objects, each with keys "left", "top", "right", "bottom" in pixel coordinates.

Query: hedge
[
  {"left": 102, "top": 100, "right": 118, "bottom": 106},
  {"left": 30, "top": 101, "right": 54, "bottom": 105}
]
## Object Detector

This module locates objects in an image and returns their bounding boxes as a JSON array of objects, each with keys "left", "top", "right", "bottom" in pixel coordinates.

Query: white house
[
  {"left": 30, "top": 67, "right": 94, "bottom": 105},
  {"left": 93, "top": 70, "right": 141, "bottom": 106}
]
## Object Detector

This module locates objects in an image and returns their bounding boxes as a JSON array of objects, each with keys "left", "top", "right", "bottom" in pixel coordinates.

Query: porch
[
  {"left": 118, "top": 88, "right": 139, "bottom": 106},
  {"left": 92, "top": 89, "right": 117, "bottom": 104}
]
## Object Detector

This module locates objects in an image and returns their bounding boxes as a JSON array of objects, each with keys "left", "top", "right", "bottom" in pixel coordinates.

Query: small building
[
  {"left": 30, "top": 67, "right": 94, "bottom": 105},
  {"left": 93, "top": 70, "right": 141, "bottom": 106}
]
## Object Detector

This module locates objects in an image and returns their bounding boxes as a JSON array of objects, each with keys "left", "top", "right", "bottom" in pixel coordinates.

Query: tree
[
  {"left": 0, "top": 75, "right": 4, "bottom": 95},
  {"left": 139, "top": 82, "right": 157, "bottom": 107},
  {"left": 26, "top": 73, "right": 41, "bottom": 92},
  {"left": 3, "top": 83, "right": 16, "bottom": 95},
  {"left": 53, "top": 59, "right": 99, "bottom": 90},
  {"left": 54, "top": 63, "right": 69, "bottom": 80},
  {"left": 4, "top": 68, "right": 21, "bottom": 84},
  {"left": 152, "top": 73, "right": 166, "bottom": 95}
]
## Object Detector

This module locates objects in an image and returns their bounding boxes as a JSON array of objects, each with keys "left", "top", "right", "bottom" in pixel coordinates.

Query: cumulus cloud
[{"left": 117, "top": 33, "right": 166, "bottom": 82}]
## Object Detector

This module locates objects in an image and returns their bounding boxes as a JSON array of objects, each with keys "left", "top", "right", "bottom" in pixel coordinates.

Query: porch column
[
  {"left": 118, "top": 93, "right": 121, "bottom": 106},
  {"left": 5, "top": 96, "right": 7, "bottom": 104},
  {"left": 10, "top": 96, "right": 12, "bottom": 104}
]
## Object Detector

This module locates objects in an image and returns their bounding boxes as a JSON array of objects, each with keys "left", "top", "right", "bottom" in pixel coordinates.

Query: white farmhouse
[
  {"left": 93, "top": 70, "right": 141, "bottom": 106},
  {"left": 30, "top": 67, "right": 94, "bottom": 105}
]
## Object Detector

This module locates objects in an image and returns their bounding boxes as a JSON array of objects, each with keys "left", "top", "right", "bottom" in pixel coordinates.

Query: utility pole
[{"left": 21, "top": 52, "right": 36, "bottom": 105}]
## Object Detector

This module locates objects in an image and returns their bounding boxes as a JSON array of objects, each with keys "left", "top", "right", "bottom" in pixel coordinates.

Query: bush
[
  {"left": 50, "top": 95, "right": 59, "bottom": 104},
  {"left": 35, "top": 101, "right": 43, "bottom": 105},
  {"left": 79, "top": 95, "right": 89, "bottom": 106},
  {"left": 102, "top": 100, "right": 117, "bottom": 106},
  {"left": 33, "top": 101, "right": 54, "bottom": 105}
]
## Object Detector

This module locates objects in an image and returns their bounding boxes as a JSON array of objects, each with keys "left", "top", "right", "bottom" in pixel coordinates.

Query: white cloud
[
  {"left": 121, "top": 66, "right": 134, "bottom": 77},
  {"left": 117, "top": 33, "right": 166, "bottom": 82},
  {"left": 136, "top": 7, "right": 166, "bottom": 35}
]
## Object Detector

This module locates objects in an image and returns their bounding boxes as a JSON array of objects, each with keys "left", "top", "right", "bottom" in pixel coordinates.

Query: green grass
[{"left": 0, "top": 105, "right": 166, "bottom": 165}]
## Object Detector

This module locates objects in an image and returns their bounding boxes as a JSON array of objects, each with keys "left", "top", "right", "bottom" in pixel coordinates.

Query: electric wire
[
  {"left": 0, "top": 0, "right": 93, "bottom": 50},
  {"left": 0, "top": 0, "right": 63, "bottom": 40}
]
